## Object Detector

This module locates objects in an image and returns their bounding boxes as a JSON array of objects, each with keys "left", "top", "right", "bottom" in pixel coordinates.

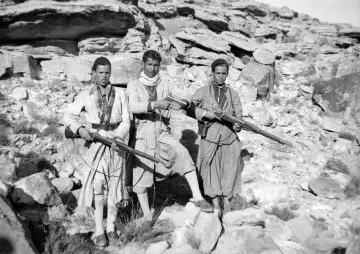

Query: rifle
[
  {"left": 64, "top": 127, "right": 159, "bottom": 163},
  {"left": 165, "top": 96, "right": 292, "bottom": 147},
  {"left": 214, "top": 112, "right": 293, "bottom": 147}
]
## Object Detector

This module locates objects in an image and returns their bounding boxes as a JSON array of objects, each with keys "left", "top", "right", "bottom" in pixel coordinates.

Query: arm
[
  {"left": 63, "top": 91, "right": 87, "bottom": 134},
  {"left": 126, "top": 81, "right": 150, "bottom": 114},
  {"left": 114, "top": 90, "right": 130, "bottom": 141},
  {"left": 231, "top": 89, "right": 243, "bottom": 132},
  {"left": 191, "top": 88, "right": 206, "bottom": 121}
]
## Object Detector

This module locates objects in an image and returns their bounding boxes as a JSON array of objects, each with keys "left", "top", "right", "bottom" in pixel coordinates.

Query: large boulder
[
  {"left": 265, "top": 215, "right": 292, "bottom": 241},
  {"left": 170, "top": 35, "right": 234, "bottom": 66},
  {"left": 309, "top": 25, "right": 337, "bottom": 37},
  {"left": 238, "top": 60, "right": 274, "bottom": 100},
  {"left": 0, "top": 0, "right": 144, "bottom": 42},
  {"left": 78, "top": 28, "right": 147, "bottom": 55},
  {"left": 138, "top": 1, "right": 177, "bottom": 19},
  {"left": 253, "top": 47, "right": 275, "bottom": 65},
  {"left": 231, "top": 1, "right": 268, "bottom": 17},
  {"left": 338, "top": 27, "right": 360, "bottom": 39},
  {"left": 158, "top": 202, "right": 201, "bottom": 228},
  {"left": 194, "top": 212, "right": 222, "bottom": 254},
  {"left": 286, "top": 215, "right": 314, "bottom": 243},
  {"left": 10, "top": 172, "right": 62, "bottom": 207},
  {"left": 263, "top": 43, "right": 297, "bottom": 58},
  {"left": 0, "top": 50, "right": 38, "bottom": 78},
  {"left": 175, "top": 28, "right": 230, "bottom": 53},
  {"left": 223, "top": 208, "right": 265, "bottom": 227},
  {"left": 228, "top": 16, "right": 255, "bottom": 37},
  {"left": 308, "top": 178, "right": 345, "bottom": 199},
  {"left": 312, "top": 73, "right": 360, "bottom": 116},
  {"left": 193, "top": 7, "right": 229, "bottom": 33},
  {"left": 41, "top": 53, "right": 143, "bottom": 84},
  {"left": 325, "top": 154, "right": 360, "bottom": 176},
  {"left": 275, "top": 241, "right": 308, "bottom": 254},
  {"left": 0, "top": 154, "right": 16, "bottom": 182},
  {"left": 220, "top": 31, "right": 260, "bottom": 52},
  {"left": 1, "top": 40, "right": 78, "bottom": 58},
  {"left": 277, "top": 59, "right": 316, "bottom": 77},
  {"left": 0, "top": 196, "right": 38, "bottom": 254}
]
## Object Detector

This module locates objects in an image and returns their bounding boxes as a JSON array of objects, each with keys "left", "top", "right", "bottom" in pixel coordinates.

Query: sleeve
[
  {"left": 232, "top": 88, "right": 243, "bottom": 132},
  {"left": 191, "top": 88, "right": 207, "bottom": 121},
  {"left": 126, "top": 81, "right": 150, "bottom": 114},
  {"left": 232, "top": 89, "right": 243, "bottom": 119},
  {"left": 63, "top": 91, "right": 87, "bottom": 134},
  {"left": 114, "top": 90, "right": 130, "bottom": 141}
]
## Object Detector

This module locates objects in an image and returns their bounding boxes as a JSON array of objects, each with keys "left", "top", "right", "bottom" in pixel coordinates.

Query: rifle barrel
[
  {"left": 217, "top": 113, "right": 292, "bottom": 147},
  {"left": 92, "top": 134, "right": 159, "bottom": 163}
]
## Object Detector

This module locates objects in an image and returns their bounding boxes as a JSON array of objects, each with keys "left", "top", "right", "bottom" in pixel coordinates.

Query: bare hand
[
  {"left": 170, "top": 102, "right": 181, "bottom": 110},
  {"left": 233, "top": 123, "right": 242, "bottom": 132},
  {"left": 111, "top": 141, "right": 117, "bottom": 151},
  {"left": 154, "top": 99, "right": 171, "bottom": 110},
  {"left": 78, "top": 127, "right": 92, "bottom": 141},
  {"left": 204, "top": 110, "right": 216, "bottom": 120},
  {"left": 169, "top": 99, "right": 188, "bottom": 110}
]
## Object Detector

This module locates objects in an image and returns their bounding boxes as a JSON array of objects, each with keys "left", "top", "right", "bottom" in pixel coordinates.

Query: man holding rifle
[
  {"left": 191, "top": 59, "right": 244, "bottom": 215},
  {"left": 126, "top": 50, "right": 213, "bottom": 218},
  {"left": 64, "top": 57, "right": 130, "bottom": 246}
]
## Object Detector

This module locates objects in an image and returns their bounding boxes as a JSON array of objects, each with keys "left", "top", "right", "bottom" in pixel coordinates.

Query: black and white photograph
[{"left": 0, "top": 0, "right": 359, "bottom": 253}]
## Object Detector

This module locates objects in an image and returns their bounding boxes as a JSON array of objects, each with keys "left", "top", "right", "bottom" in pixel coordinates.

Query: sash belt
[{"left": 91, "top": 122, "right": 120, "bottom": 131}]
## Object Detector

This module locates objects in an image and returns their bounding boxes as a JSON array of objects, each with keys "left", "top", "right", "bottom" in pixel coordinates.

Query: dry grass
[
  {"left": 13, "top": 120, "right": 39, "bottom": 135},
  {"left": 0, "top": 132, "right": 10, "bottom": 146},
  {"left": 115, "top": 202, "right": 175, "bottom": 248},
  {"left": 345, "top": 175, "right": 360, "bottom": 198},
  {"left": 43, "top": 223, "right": 97, "bottom": 254},
  {"left": 40, "top": 125, "right": 63, "bottom": 141},
  {"left": 265, "top": 205, "right": 296, "bottom": 221},
  {"left": 230, "top": 195, "right": 258, "bottom": 211}
]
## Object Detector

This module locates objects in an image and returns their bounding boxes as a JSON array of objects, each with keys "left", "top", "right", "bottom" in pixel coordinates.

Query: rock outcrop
[{"left": 0, "top": 196, "right": 38, "bottom": 254}]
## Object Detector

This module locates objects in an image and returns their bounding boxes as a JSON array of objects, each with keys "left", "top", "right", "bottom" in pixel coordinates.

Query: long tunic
[
  {"left": 192, "top": 83, "right": 244, "bottom": 198},
  {"left": 63, "top": 84, "right": 130, "bottom": 208},
  {"left": 126, "top": 78, "right": 195, "bottom": 191}
]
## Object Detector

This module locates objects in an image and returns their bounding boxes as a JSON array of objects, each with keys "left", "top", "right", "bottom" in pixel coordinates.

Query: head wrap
[{"left": 211, "top": 59, "right": 229, "bottom": 72}]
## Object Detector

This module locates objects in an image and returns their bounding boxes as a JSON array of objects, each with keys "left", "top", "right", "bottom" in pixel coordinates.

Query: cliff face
[{"left": 0, "top": 1, "right": 359, "bottom": 254}]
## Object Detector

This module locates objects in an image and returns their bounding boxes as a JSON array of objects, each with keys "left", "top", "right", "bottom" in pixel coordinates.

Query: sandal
[{"left": 193, "top": 199, "right": 214, "bottom": 213}]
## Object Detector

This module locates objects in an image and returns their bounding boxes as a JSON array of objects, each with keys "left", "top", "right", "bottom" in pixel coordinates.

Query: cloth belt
[{"left": 91, "top": 122, "right": 120, "bottom": 131}]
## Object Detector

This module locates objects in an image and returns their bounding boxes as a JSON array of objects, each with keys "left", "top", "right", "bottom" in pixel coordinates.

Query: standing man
[
  {"left": 191, "top": 59, "right": 244, "bottom": 215},
  {"left": 64, "top": 57, "right": 130, "bottom": 246},
  {"left": 127, "top": 50, "right": 213, "bottom": 217}
]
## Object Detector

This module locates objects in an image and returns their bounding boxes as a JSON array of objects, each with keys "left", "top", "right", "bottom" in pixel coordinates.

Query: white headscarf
[{"left": 138, "top": 71, "right": 162, "bottom": 87}]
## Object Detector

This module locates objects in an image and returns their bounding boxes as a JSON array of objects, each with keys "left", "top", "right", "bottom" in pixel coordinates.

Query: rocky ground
[{"left": 0, "top": 0, "right": 360, "bottom": 253}]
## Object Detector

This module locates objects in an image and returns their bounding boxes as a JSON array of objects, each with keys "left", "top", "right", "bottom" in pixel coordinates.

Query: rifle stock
[{"left": 64, "top": 127, "right": 159, "bottom": 163}]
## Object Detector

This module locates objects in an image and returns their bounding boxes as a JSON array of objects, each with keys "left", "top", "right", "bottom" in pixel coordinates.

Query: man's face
[
  {"left": 144, "top": 58, "right": 160, "bottom": 78},
  {"left": 92, "top": 64, "right": 111, "bottom": 87},
  {"left": 213, "top": 65, "right": 228, "bottom": 85}
]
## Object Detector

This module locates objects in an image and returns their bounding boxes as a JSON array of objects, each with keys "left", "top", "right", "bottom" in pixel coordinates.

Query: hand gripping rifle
[
  {"left": 64, "top": 127, "right": 159, "bottom": 163},
  {"left": 165, "top": 95, "right": 292, "bottom": 147}
]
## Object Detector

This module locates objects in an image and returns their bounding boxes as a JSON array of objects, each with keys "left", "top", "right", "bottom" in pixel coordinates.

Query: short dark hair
[
  {"left": 142, "top": 50, "right": 162, "bottom": 63},
  {"left": 211, "top": 58, "right": 229, "bottom": 72},
  {"left": 92, "top": 57, "right": 111, "bottom": 71}
]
